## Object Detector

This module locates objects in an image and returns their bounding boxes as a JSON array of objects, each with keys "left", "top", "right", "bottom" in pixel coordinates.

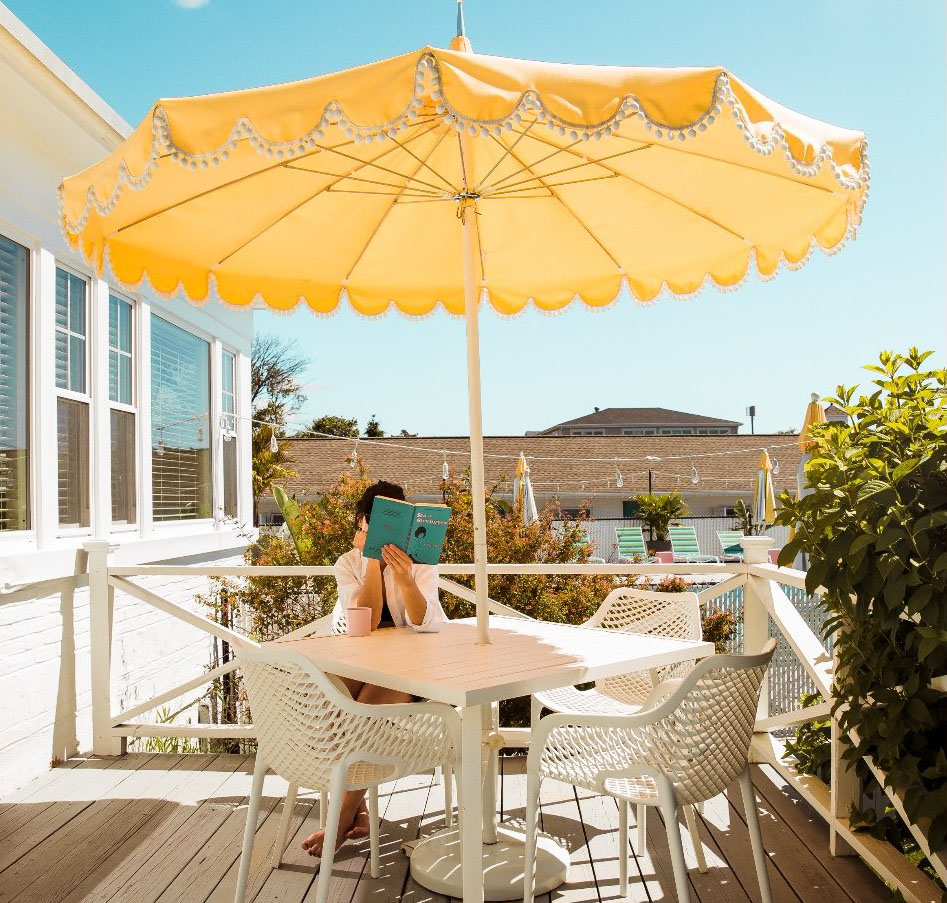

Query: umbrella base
[{"left": 408, "top": 823, "right": 570, "bottom": 900}]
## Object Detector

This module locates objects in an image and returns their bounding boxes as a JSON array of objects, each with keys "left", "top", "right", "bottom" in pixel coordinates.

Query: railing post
[
  {"left": 741, "top": 537, "right": 775, "bottom": 722},
  {"left": 85, "top": 541, "right": 124, "bottom": 756},
  {"left": 830, "top": 645, "right": 858, "bottom": 856}
]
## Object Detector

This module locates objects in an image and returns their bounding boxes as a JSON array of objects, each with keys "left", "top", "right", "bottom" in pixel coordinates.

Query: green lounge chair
[
  {"left": 668, "top": 525, "right": 720, "bottom": 563},
  {"left": 615, "top": 526, "right": 653, "bottom": 562},
  {"left": 716, "top": 530, "right": 745, "bottom": 562}
]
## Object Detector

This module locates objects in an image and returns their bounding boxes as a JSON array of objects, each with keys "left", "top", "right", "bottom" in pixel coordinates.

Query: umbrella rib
[
  {"left": 522, "top": 129, "right": 750, "bottom": 243},
  {"left": 497, "top": 141, "right": 623, "bottom": 271},
  {"left": 610, "top": 131, "right": 840, "bottom": 195},
  {"left": 283, "top": 166, "right": 440, "bottom": 196},
  {"left": 488, "top": 173, "right": 620, "bottom": 197},
  {"left": 383, "top": 131, "right": 457, "bottom": 192},
  {"left": 212, "top": 130, "right": 449, "bottom": 266},
  {"left": 483, "top": 134, "right": 649, "bottom": 193},
  {"left": 109, "top": 125, "right": 440, "bottom": 239},
  {"left": 341, "top": 130, "right": 451, "bottom": 285},
  {"left": 471, "top": 119, "right": 538, "bottom": 194},
  {"left": 314, "top": 121, "right": 452, "bottom": 194}
]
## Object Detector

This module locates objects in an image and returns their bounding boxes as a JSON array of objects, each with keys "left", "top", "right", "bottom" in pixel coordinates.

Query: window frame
[
  {"left": 219, "top": 346, "right": 239, "bottom": 521},
  {"left": 53, "top": 262, "right": 92, "bottom": 534},
  {"left": 0, "top": 230, "right": 32, "bottom": 538},
  {"left": 108, "top": 291, "right": 138, "bottom": 529}
]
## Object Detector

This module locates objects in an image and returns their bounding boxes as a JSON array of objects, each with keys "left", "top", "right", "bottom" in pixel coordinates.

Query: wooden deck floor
[{"left": 0, "top": 753, "right": 891, "bottom": 903}]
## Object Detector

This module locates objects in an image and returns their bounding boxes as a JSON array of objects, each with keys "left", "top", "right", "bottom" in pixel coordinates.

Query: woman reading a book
[{"left": 302, "top": 480, "right": 447, "bottom": 858}]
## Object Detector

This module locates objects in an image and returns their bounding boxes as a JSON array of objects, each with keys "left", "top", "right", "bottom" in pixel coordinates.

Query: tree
[
  {"left": 632, "top": 491, "right": 689, "bottom": 541},
  {"left": 364, "top": 415, "right": 385, "bottom": 438},
  {"left": 399, "top": 429, "right": 418, "bottom": 438},
  {"left": 250, "top": 335, "right": 309, "bottom": 524},
  {"left": 305, "top": 415, "right": 359, "bottom": 438}
]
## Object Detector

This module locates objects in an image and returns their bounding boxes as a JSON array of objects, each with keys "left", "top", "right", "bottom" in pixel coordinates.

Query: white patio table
[{"left": 274, "top": 615, "right": 714, "bottom": 903}]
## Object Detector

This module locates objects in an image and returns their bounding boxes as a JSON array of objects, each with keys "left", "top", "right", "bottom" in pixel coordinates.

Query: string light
[
  {"left": 197, "top": 426, "right": 204, "bottom": 442},
  {"left": 772, "top": 457, "right": 780, "bottom": 475},
  {"left": 350, "top": 440, "right": 359, "bottom": 469},
  {"left": 690, "top": 462, "right": 700, "bottom": 484},
  {"left": 442, "top": 451, "right": 450, "bottom": 481},
  {"left": 614, "top": 458, "right": 624, "bottom": 489},
  {"left": 154, "top": 427, "right": 165, "bottom": 457},
  {"left": 269, "top": 431, "right": 279, "bottom": 454}
]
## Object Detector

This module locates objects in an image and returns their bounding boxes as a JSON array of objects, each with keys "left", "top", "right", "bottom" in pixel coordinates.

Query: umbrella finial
[
  {"left": 810, "top": 392, "right": 820, "bottom": 403},
  {"left": 450, "top": 0, "right": 472, "bottom": 51}
]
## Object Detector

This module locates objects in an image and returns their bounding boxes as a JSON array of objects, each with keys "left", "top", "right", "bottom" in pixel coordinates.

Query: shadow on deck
[{"left": 0, "top": 752, "right": 891, "bottom": 902}]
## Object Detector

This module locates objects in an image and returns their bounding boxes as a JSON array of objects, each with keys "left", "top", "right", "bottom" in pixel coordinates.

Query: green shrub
[{"left": 776, "top": 348, "right": 947, "bottom": 851}]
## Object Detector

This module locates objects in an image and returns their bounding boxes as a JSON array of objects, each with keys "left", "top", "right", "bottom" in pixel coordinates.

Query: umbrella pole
[{"left": 461, "top": 200, "right": 490, "bottom": 645}]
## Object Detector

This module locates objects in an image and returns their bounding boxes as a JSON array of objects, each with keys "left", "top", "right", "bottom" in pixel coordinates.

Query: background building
[
  {"left": 0, "top": 5, "right": 252, "bottom": 793},
  {"left": 534, "top": 406, "right": 741, "bottom": 436}
]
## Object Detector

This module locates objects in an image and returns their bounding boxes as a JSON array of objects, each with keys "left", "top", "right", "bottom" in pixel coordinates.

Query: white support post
[
  {"left": 830, "top": 646, "right": 858, "bottom": 856},
  {"left": 743, "top": 574, "right": 771, "bottom": 722},
  {"left": 34, "top": 249, "right": 59, "bottom": 549},
  {"left": 209, "top": 338, "right": 224, "bottom": 526},
  {"left": 235, "top": 350, "right": 252, "bottom": 527},
  {"left": 461, "top": 200, "right": 490, "bottom": 646},
  {"left": 460, "top": 704, "right": 485, "bottom": 903},
  {"left": 91, "top": 279, "right": 112, "bottom": 538},
  {"left": 85, "top": 540, "right": 123, "bottom": 755},
  {"left": 137, "top": 299, "right": 154, "bottom": 537}
]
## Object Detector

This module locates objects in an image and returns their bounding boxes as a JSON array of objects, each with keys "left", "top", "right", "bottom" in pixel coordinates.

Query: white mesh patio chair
[
  {"left": 233, "top": 645, "right": 461, "bottom": 903},
  {"left": 524, "top": 639, "right": 777, "bottom": 903},
  {"left": 530, "top": 587, "right": 703, "bottom": 861}
]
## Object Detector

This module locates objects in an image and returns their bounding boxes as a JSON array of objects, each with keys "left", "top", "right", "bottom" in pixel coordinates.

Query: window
[
  {"left": 151, "top": 316, "right": 212, "bottom": 521},
  {"left": 0, "top": 235, "right": 29, "bottom": 532},
  {"left": 109, "top": 294, "right": 136, "bottom": 525},
  {"left": 571, "top": 429, "right": 604, "bottom": 436},
  {"left": 55, "top": 267, "right": 90, "bottom": 527},
  {"left": 622, "top": 428, "right": 655, "bottom": 436},
  {"left": 220, "top": 349, "right": 237, "bottom": 519},
  {"left": 621, "top": 500, "right": 641, "bottom": 518}
]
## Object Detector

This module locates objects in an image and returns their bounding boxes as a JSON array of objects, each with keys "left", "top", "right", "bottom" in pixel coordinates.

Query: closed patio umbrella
[
  {"left": 513, "top": 452, "right": 538, "bottom": 526},
  {"left": 797, "top": 391, "right": 828, "bottom": 499},
  {"left": 753, "top": 449, "right": 777, "bottom": 528},
  {"left": 59, "top": 15, "right": 868, "bottom": 645}
]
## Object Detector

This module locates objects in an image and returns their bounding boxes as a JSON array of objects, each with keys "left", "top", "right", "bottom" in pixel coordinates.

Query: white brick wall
[{"left": 0, "top": 550, "right": 245, "bottom": 796}]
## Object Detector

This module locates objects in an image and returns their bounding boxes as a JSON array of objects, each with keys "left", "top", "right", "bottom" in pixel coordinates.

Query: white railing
[{"left": 69, "top": 542, "right": 945, "bottom": 901}]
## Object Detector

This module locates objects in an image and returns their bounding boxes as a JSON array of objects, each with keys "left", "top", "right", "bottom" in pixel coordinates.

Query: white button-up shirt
[{"left": 332, "top": 547, "right": 446, "bottom": 633}]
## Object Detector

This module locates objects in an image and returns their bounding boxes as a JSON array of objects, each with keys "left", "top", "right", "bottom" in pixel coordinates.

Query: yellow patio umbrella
[
  {"left": 753, "top": 449, "right": 777, "bottom": 527},
  {"left": 58, "top": 15, "right": 869, "bottom": 645}
]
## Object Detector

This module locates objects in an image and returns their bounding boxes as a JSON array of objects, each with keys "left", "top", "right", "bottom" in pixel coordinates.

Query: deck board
[{"left": 0, "top": 754, "right": 892, "bottom": 903}]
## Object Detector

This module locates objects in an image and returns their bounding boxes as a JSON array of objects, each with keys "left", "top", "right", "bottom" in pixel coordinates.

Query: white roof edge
[{"left": 0, "top": 1, "right": 132, "bottom": 139}]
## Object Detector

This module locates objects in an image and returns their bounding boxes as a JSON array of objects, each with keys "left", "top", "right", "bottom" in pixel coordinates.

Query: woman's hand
[
  {"left": 382, "top": 545, "right": 414, "bottom": 583},
  {"left": 353, "top": 516, "right": 368, "bottom": 553}
]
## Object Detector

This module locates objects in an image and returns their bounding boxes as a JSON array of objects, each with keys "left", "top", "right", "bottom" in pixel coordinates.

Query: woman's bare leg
[{"left": 302, "top": 682, "right": 415, "bottom": 856}]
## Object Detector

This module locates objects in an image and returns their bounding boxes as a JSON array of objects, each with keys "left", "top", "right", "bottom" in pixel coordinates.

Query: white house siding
[
  {"left": 0, "top": 549, "right": 243, "bottom": 796},
  {"left": 0, "top": 8, "right": 255, "bottom": 793}
]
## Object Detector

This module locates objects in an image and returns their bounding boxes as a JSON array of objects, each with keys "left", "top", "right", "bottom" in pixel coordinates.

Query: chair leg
[
  {"left": 271, "top": 782, "right": 298, "bottom": 869},
  {"left": 523, "top": 765, "right": 542, "bottom": 903},
  {"left": 618, "top": 798, "right": 629, "bottom": 897},
  {"left": 443, "top": 763, "right": 454, "bottom": 828},
  {"left": 234, "top": 755, "right": 267, "bottom": 903},
  {"left": 636, "top": 803, "right": 647, "bottom": 856},
  {"left": 658, "top": 782, "right": 691, "bottom": 903},
  {"left": 319, "top": 790, "right": 327, "bottom": 829},
  {"left": 368, "top": 786, "right": 380, "bottom": 879},
  {"left": 530, "top": 695, "right": 543, "bottom": 728},
  {"left": 683, "top": 804, "right": 708, "bottom": 873},
  {"left": 739, "top": 768, "right": 773, "bottom": 903},
  {"left": 312, "top": 773, "right": 345, "bottom": 903}
]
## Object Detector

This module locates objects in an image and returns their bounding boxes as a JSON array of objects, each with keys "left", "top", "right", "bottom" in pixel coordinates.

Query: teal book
[{"left": 363, "top": 496, "right": 451, "bottom": 565}]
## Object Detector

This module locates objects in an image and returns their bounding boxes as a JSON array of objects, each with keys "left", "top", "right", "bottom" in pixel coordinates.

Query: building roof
[
  {"left": 281, "top": 434, "right": 802, "bottom": 499},
  {"left": 543, "top": 407, "right": 742, "bottom": 431}
]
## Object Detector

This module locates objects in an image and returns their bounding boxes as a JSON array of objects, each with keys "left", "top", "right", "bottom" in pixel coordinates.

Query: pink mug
[
  {"left": 346, "top": 606, "right": 372, "bottom": 637},
  {"left": 654, "top": 550, "right": 674, "bottom": 564}
]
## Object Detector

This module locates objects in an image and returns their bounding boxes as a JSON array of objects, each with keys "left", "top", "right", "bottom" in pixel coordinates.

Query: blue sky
[{"left": 13, "top": 0, "right": 945, "bottom": 435}]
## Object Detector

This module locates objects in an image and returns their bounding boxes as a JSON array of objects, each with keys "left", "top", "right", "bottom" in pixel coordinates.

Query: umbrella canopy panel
[{"left": 60, "top": 47, "right": 869, "bottom": 317}]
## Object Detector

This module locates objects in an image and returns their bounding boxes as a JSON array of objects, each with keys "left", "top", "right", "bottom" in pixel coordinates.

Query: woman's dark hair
[{"left": 356, "top": 480, "right": 406, "bottom": 524}]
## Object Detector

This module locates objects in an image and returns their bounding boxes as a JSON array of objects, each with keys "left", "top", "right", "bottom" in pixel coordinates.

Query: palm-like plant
[{"left": 632, "top": 491, "right": 689, "bottom": 541}]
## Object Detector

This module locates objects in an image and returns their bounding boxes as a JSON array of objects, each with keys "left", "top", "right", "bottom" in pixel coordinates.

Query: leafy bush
[{"left": 776, "top": 348, "right": 947, "bottom": 850}]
